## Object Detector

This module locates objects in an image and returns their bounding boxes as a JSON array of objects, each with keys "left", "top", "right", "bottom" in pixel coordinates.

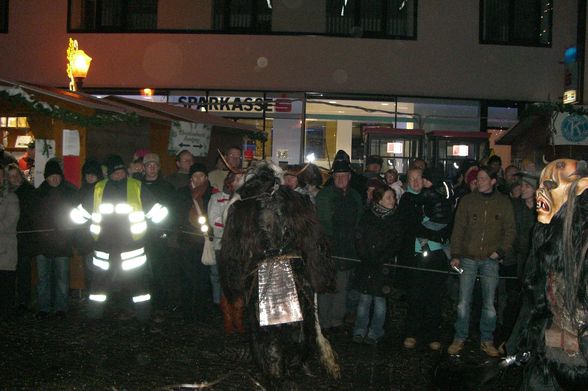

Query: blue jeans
[
  {"left": 454, "top": 257, "right": 499, "bottom": 342},
  {"left": 353, "top": 294, "right": 387, "bottom": 340},
  {"left": 209, "top": 264, "right": 221, "bottom": 305},
  {"left": 318, "top": 270, "right": 351, "bottom": 329},
  {"left": 36, "top": 255, "right": 70, "bottom": 313}
]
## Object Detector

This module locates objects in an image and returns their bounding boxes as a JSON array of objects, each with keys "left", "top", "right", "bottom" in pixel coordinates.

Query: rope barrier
[
  {"left": 16, "top": 227, "right": 518, "bottom": 280},
  {"left": 332, "top": 255, "right": 519, "bottom": 280}
]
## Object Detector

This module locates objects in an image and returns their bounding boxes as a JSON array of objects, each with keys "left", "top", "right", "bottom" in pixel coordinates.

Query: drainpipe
[{"left": 577, "top": 0, "right": 586, "bottom": 104}]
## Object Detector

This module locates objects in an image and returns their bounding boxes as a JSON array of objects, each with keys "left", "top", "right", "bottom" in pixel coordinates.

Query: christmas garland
[
  {"left": 249, "top": 130, "right": 268, "bottom": 142},
  {"left": 523, "top": 101, "right": 588, "bottom": 117},
  {"left": 0, "top": 86, "right": 140, "bottom": 127}
]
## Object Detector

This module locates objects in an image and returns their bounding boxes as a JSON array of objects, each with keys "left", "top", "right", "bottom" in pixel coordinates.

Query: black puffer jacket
[
  {"left": 418, "top": 185, "right": 454, "bottom": 225},
  {"left": 35, "top": 180, "right": 78, "bottom": 257},
  {"left": 353, "top": 205, "right": 402, "bottom": 297}
]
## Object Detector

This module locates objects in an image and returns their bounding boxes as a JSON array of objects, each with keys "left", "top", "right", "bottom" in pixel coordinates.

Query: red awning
[
  {"left": 363, "top": 126, "right": 425, "bottom": 137},
  {"left": 427, "top": 130, "right": 489, "bottom": 139}
]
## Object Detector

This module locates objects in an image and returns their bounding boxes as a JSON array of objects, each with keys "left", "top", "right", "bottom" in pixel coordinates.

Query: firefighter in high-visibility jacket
[{"left": 70, "top": 155, "right": 168, "bottom": 322}]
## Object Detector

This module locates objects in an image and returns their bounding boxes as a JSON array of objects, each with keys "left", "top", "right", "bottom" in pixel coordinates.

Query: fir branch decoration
[
  {"left": 0, "top": 86, "right": 140, "bottom": 127},
  {"left": 249, "top": 131, "right": 268, "bottom": 142},
  {"left": 523, "top": 102, "right": 588, "bottom": 117}
]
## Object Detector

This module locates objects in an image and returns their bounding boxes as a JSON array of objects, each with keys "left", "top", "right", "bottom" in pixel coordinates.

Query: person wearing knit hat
[
  {"left": 105, "top": 154, "right": 126, "bottom": 177},
  {"left": 43, "top": 158, "right": 63, "bottom": 179},
  {"left": 464, "top": 166, "right": 480, "bottom": 192},
  {"left": 189, "top": 162, "right": 208, "bottom": 177},
  {"left": 517, "top": 172, "right": 538, "bottom": 189},
  {"left": 82, "top": 159, "right": 104, "bottom": 184},
  {"left": 35, "top": 157, "right": 78, "bottom": 319},
  {"left": 143, "top": 153, "right": 160, "bottom": 167}
]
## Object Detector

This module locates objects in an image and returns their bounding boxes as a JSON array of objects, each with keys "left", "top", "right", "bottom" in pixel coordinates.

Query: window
[
  {"left": 480, "top": 0, "right": 552, "bottom": 46},
  {"left": 0, "top": 0, "right": 7, "bottom": 32},
  {"left": 213, "top": 0, "right": 272, "bottom": 33},
  {"left": 326, "top": 0, "right": 417, "bottom": 39},
  {"left": 69, "top": 0, "right": 158, "bottom": 32}
]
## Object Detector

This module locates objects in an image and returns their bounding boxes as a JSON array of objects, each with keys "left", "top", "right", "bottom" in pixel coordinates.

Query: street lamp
[{"left": 67, "top": 38, "right": 92, "bottom": 91}]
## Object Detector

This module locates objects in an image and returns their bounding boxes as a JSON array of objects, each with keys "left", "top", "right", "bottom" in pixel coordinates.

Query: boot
[
  {"left": 232, "top": 296, "right": 245, "bottom": 334},
  {"left": 220, "top": 296, "right": 234, "bottom": 335}
]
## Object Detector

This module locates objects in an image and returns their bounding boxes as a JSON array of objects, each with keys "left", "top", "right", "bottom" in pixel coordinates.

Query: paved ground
[{"left": 0, "top": 295, "right": 523, "bottom": 390}]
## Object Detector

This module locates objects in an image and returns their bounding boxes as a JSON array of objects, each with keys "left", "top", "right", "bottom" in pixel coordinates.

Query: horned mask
[{"left": 536, "top": 159, "right": 588, "bottom": 224}]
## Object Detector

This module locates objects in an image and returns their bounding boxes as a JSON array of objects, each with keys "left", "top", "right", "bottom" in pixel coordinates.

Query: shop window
[
  {"left": 305, "top": 121, "right": 329, "bottom": 161},
  {"left": 0, "top": 116, "right": 29, "bottom": 129},
  {"left": 0, "top": 0, "right": 7, "bottom": 33},
  {"left": 480, "top": 0, "right": 552, "bottom": 47},
  {"left": 326, "top": 0, "right": 417, "bottom": 39},
  {"left": 398, "top": 97, "right": 480, "bottom": 132},
  {"left": 69, "top": 0, "right": 157, "bottom": 32},
  {"left": 213, "top": 0, "right": 272, "bottom": 33},
  {"left": 1, "top": 116, "right": 31, "bottom": 153},
  {"left": 487, "top": 105, "right": 519, "bottom": 130}
]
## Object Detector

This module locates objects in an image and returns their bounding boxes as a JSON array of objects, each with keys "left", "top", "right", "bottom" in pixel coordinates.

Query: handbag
[
  {"left": 201, "top": 236, "right": 216, "bottom": 265},
  {"left": 192, "top": 198, "right": 216, "bottom": 265}
]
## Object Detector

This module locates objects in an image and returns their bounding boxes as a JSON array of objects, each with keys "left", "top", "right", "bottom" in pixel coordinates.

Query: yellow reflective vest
[{"left": 92, "top": 178, "right": 145, "bottom": 241}]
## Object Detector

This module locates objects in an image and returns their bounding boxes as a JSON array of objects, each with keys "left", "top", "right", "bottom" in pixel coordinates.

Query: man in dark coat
[
  {"left": 141, "top": 153, "right": 175, "bottom": 319},
  {"left": 34, "top": 158, "right": 77, "bottom": 319},
  {"left": 316, "top": 159, "right": 363, "bottom": 331}
]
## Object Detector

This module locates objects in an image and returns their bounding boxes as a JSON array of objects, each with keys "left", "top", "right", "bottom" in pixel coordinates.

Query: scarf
[
  {"left": 188, "top": 182, "right": 209, "bottom": 230},
  {"left": 371, "top": 202, "right": 395, "bottom": 219}
]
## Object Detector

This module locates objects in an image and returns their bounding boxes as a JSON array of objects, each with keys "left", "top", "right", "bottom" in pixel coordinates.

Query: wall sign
[
  {"left": 554, "top": 112, "right": 588, "bottom": 146},
  {"left": 34, "top": 139, "right": 55, "bottom": 188},
  {"left": 168, "top": 121, "right": 211, "bottom": 157},
  {"left": 168, "top": 92, "right": 303, "bottom": 118}
]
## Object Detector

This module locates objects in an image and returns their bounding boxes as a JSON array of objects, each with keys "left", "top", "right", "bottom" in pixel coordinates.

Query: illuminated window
[
  {"left": 386, "top": 142, "right": 403, "bottom": 154},
  {"left": 451, "top": 145, "right": 469, "bottom": 157},
  {"left": 0, "top": 117, "right": 29, "bottom": 129}
]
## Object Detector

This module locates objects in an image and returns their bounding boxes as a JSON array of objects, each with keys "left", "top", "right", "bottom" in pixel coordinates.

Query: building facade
[{"left": 0, "top": 0, "right": 585, "bottom": 170}]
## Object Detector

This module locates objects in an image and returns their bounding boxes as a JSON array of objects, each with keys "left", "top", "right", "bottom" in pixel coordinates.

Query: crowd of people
[{"left": 0, "top": 143, "right": 539, "bottom": 359}]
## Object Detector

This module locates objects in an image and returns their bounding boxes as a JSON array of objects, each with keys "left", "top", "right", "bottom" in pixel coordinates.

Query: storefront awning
[
  {"left": 0, "top": 78, "right": 133, "bottom": 116},
  {"left": 103, "top": 96, "right": 258, "bottom": 135},
  {"left": 494, "top": 114, "right": 549, "bottom": 145},
  {"left": 427, "top": 130, "right": 489, "bottom": 139},
  {"left": 362, "top": 126, "right": 425, "bottom": 137}
]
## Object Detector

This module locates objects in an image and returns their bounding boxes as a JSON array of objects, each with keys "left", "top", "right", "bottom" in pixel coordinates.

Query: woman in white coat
[{"left": 0, "top": 164, "right": 20, "bottom": 320}]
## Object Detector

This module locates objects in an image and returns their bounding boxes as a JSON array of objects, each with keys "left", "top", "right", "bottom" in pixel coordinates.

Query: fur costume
[
  {"left": 508, "top": 159, "right": 588, "bottom": 390},
  {"left": 219, "top": 162, "right": 339, "bottom": 389}
]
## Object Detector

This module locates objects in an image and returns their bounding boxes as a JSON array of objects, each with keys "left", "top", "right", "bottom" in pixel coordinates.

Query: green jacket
[
  {"left": 316, "top": 185, "right": 363, "bottom": 261},
  {"left": 450, "top": 190, "right": 516, "bottom": 260}
]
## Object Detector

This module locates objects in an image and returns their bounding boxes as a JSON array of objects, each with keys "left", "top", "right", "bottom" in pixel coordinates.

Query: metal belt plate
[{"left": 258, "top": 257, "right": 303, "bottom": 326}]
